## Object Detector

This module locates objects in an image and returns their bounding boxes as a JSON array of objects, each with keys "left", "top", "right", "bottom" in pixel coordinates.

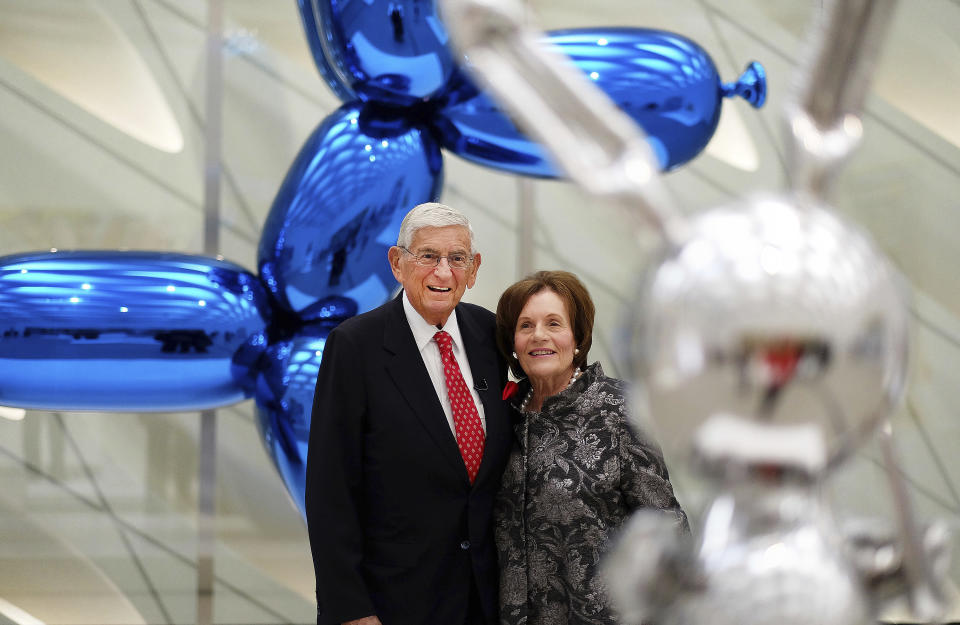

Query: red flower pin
[{"left": 502, "top": 381, "right": 519, "bottom": 400}]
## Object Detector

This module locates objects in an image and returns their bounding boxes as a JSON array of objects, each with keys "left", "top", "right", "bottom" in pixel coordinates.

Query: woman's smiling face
[{"left": 513, "top": 289, "right": 576, "bottom": 387}]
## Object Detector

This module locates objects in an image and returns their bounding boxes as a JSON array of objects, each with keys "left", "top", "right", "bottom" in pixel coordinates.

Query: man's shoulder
[
  {"left": 457, "top": 301, "right": 495, "bottom": 325},
  {"left": 329, "top": 298, "right": 397, "bottom": 337}
]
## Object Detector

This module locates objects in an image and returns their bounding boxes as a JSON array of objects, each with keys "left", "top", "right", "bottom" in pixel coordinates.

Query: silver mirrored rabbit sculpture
[{"left": 438, "top": 0, "right": 952, "bottom": 622}]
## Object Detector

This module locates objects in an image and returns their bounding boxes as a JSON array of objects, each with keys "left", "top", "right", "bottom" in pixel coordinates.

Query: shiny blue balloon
[
  {"left": 230, "top": 330, "right": 270, "bottom": 397},
  {"left": 258, "top": 101, "right": 442, "bottom": 320},
  {"left": 297, "top": 0, "right": 355, "bottom": 102},
  {"left": 308, "top": 0, "right": 461, "bottom": 106},
  {"left": 251, "top": 323, "right": 333, "bottom": 519},
  {"left": 433, "top": 28, "right": 767, "bottom": 175},
  {"left": 0, "top": 251, "right": 270, "bottom": 412},
  {"left": 300, "top": 294, "right": 359, "bottom": 321}
]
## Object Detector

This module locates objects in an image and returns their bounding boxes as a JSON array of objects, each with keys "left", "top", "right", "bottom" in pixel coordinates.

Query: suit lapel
[{"left": 382, "top": 297, "right": 468, "bottom": 478}]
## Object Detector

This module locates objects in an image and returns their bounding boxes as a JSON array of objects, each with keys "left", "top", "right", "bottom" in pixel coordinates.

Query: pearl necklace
[{"left": 520, "top": 368, "right": 582, "bottom": 413}]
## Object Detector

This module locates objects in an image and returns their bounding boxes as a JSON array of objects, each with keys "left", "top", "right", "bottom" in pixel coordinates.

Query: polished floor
[
  {"left": 0, "top": 408, "right": 315, "bottom": 625},
  {"left": 1, "top": 0, "right": 959, "bottom": 623}
]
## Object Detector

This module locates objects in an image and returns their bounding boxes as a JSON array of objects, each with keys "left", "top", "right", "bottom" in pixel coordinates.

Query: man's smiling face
[{"left": 389, "top": 225, "right": 481, "bottom": 327}]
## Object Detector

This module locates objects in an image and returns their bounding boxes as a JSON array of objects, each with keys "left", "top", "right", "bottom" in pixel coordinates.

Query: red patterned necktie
[{"left": 434, "top": 330, "right": 485, "bottom": 483}]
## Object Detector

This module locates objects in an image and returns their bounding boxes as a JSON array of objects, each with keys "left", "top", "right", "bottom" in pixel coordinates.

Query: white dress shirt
[{"left": 402, "top": 292, "right": 487, "bottom": 435}]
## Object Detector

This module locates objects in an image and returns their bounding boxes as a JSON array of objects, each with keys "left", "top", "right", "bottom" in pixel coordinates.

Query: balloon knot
[{"left": 721, "top": 61, "right": 767, "bottom": 108}]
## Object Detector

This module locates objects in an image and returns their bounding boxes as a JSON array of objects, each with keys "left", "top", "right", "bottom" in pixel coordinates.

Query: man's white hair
[{"left": 397, "top": 202, "right": 477, "bottom": 254}]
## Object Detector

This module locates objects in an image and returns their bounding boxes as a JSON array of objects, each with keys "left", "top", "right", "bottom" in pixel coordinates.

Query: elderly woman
[{"left": 494, "top": 270, "right": 688, "bottom": 625}]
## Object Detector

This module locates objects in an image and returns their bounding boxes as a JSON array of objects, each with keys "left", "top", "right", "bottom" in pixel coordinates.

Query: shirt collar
[{"left": 401, "top": 291, "right": 465, "bottom": 352}]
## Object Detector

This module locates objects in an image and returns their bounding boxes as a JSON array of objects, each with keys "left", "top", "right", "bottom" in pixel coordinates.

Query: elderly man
[{"left": 306, "top": 202, "right": 512, "bottom": 625}]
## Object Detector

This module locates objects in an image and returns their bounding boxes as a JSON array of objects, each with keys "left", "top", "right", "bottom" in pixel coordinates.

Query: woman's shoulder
[{"left": 584, "top": 362, "right": 628, "bottom": 394}]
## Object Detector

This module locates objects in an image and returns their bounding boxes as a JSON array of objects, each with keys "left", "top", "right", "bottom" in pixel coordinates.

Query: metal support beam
[
  {"left": 197, "top": 1, "right": 223, "bottom": 624},
  {"left": 517, "top": 179, "right": 534, "bottom": 277}
]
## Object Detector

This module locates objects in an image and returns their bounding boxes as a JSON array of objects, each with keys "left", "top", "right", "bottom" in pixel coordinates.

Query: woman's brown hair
[{"left": 496, "top": 270, "right": 595, "bottom": 380}]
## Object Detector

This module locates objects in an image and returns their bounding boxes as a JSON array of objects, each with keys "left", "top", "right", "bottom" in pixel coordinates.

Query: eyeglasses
[{"left": 398, "top": 246, "right": 474, "bottom": 270}]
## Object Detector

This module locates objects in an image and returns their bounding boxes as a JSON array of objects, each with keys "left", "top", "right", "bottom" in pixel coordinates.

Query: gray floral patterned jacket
[{"left": 495, "top": 362, "right": 688, "bottom": 625}]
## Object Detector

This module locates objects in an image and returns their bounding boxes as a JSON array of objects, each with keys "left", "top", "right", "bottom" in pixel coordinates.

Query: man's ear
[
  {"left": 388, "top": 246, "right": 403, "bottom": 282},
  {"left": 466, "top": 253, "right": 481, "bottom": 289}
]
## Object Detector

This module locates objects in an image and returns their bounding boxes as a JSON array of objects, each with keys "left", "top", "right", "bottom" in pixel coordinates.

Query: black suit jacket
[{"left": 306, "top": 295, "right": 512, "bottom": 625}]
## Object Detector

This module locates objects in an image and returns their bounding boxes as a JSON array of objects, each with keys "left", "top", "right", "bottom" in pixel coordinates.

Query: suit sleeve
[
  {"left": 617, "top": 398, "right": 690, "bottom": 534},
  {"left": 305, "top": 327, "right": 376, "bottom": 624}
]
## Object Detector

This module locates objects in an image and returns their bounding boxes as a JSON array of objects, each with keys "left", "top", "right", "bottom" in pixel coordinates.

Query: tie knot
[{"left": 434, "top": 330, "right": 452, "bottom": 354}]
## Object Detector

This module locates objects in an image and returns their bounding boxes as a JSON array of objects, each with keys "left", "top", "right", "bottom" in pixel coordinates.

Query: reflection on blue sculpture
[
  {"left": 258, "top": 102, "right": 442, "bottom": 320},
  {"left": 434, "top": 29, "right": 766, "bottom": 174},
  {"left": 310, "top": 0, "right": 462, "bottom": 106},
  {"left": 251, "top": 323, "right": 333, "bottom": 517},
  {"left": 301, "top": 294, "right": 359, "bottom": 322},
  {"left": 0, "top": 251, "right": 270, "bottom": 411},
  {"left": 297, "top": 0, "right": 355, "bottom": 102}
]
